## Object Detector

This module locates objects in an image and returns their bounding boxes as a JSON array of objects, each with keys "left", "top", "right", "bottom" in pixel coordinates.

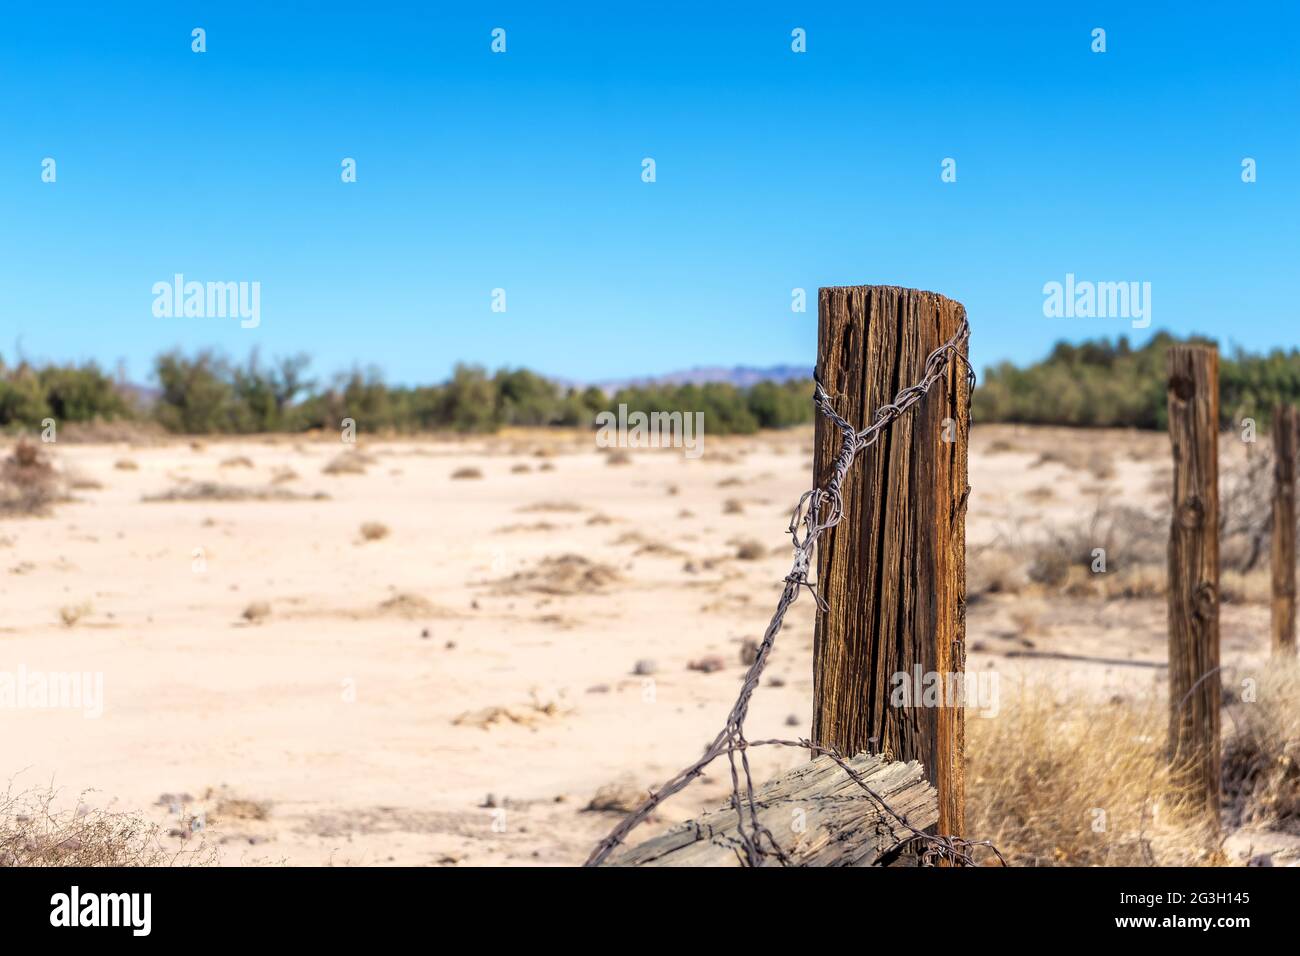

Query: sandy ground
[{"left": 0, "top": 424, "right": 1278, "bottom": 865}]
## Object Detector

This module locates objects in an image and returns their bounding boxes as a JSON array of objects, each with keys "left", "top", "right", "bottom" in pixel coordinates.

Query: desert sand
[{"left": 0, "top": 424, "right": 1283, "bottom": 865}]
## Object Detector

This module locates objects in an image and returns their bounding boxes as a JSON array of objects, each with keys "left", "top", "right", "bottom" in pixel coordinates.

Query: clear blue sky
[{"left": 1, "top": 1, "right": 1296, "bottom": 387}]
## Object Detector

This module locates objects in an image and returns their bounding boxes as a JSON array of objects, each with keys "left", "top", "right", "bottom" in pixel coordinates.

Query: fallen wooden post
[
  {"left": 1272, "top": 404, "right": 1297, "bottom": 656},
  {"left": 601, "top": 753, "right": 937, "bottom": 867},
  {"left": 1165, "top": 343, "right": 1221, "bottom": 819},
  {"left": 811, "top": 285, "right": 970, "bottom": 839}
]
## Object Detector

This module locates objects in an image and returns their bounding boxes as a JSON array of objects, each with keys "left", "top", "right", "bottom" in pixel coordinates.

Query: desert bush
[
  {"left": 359, "top": 521, "right": 390, "bottom": 541},
  {"left": 1028, "top": 500, "right": 1165, "bottom": 587},
  {"left": 0, "top": 786, "right": 214, "bottom": 867},
  {"left": 0, "top": 440, "right": 64, "bottom": 515}
]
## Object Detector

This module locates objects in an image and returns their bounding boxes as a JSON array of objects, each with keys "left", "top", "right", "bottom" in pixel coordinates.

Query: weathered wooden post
[
  {"left": 1272, "top": 405, "right": 1297, "bottom": 656},
  {"left": 811, "top": 285, "right": 969, "bottom": 839},
  {"left": 1166, "top": 344, "right": 1220, "bottom": 818}
]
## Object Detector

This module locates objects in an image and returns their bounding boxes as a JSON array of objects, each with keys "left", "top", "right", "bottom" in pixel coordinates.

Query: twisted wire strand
[{"left": 584, "top": 317, "right": 985, "bottom": 867}]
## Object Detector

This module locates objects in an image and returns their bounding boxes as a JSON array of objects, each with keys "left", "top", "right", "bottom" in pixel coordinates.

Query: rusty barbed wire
[{"left": 584, "top": 317, "right": 989, "bottom": 867}]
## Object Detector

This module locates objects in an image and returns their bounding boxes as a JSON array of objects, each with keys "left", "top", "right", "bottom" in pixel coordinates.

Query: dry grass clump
[
  {"left": 510, "top": 463, "right": 532, "bottom": 474},
  {"left": 1222, "top": 663, "right": 1300, "bottom": 830},
  {"left": 968, "top": 687, "right": 1219, "bottom": 866},
  {"left": 58, "top": 601, "right": 93, "bottom": 628},
  {"left": 733, "top": 538, "right": 766, "bottom": 561},
  {"left": 1219, "top": 569, "right": 1271, "bottom": 605},
  {"left": 113, "top": 458, "right": 139, "bottom": 471},
  {"left": 723, "top": 498, "right": 744, "bottom": 515},
  {"left": 376, "top": 592, "right": 441, "bottom": 617},
  {"left": 359, "top": 521, "right": 390, "bottom": 542},
  {"left": 605, "top": 450, "right": 632, "bottom": 466},
  {"left": 270, "top": 466, "right": 299, "bottom": 484},
  {"left": 322, "top": 451, "right": 368, "bottom": 475},
  {"left": 493, "top": 554, "right": 622, "bottom": 596},
  {"left": 220, "top": 455, "right": 254, "bottom": 468},
  {"left": 241, "top": 601, "right": 271, "bottom": 624},
  {"left": 58, "top": 465, "right": 103, "bottom": 492},
  {"left": 518, "top": 500, "right": 582, "bottom": 513},
  {"left": 1033, "top": 446, "right": 1116, "bottom": 481},
  {"left": 967, "top": 548, "right": 1025, "bottom": 599},
  {"left": 451, "top": 466, "right": 484, "bottom": 480},
  {"left": 0, "top": 786, "right": 214, "bottom": 867},
  {"left": 0, "top": 440, "right": 65, "bottom": 516},
  {"left": 144, "top": 482, "right": 321, "bottom": 502},
  {"left": 212, "top": 797, "right": 271, "bottom": 824}
]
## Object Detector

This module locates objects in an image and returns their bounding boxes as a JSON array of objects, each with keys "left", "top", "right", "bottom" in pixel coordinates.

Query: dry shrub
[
  {"left": 65, "top": 468, "right": 103, "bottom": 491},
  {"left": 510, "top": 463, "right": 532, "bottom": 474},
  {"left": 144, "top": 483, "right": 320, "bottom": 502},
  {"left": 1222, "top": 662, "right": 1300, "bottom": 830},
  {"left": 359, "top": 521, "right": 390, "bottom": 542},
  {"left": 0, "top": 441, "right": 64, "bottom": 516},
  {"left": 451, "top": 467, "right": 484, "bottom": 480},
  {"left": 1028, "top": 501, "right": 1165, "bottom": 590},
  {"left": 968, "top": 548, "right": 1025, "bottom": 599},
  {"left": 734, "top": 538, "right": 765, "bottom": 561},
  {"left": 241, "top": 601, "right": 271, "bottom": 624},
  {"left": 58, "top": 601, "right": 92, "bottom": 628},
  {"left": 1219, "top": 569, "right": 1270, "bottom": 605},
  {"left": 376, "top": 592, "right": 443, "bottom": 617},
  {"left": 0, "top": 786, "right": 214, "bottom": 867},
  {"left": 270, "top": 467, "right": 299, "bottom": 484},
  {"left": 1220, "top": 450, "right": 1280, "bottom": 573},
  {"left": 518, "top": 500, "right": 582, "bottom": 513},
  {"left": 605, "top": 450, "right": 632, "bottom": 466},
  {"left": 113, "top": 459, "right": 139, "bottom": 471},
  {"left": 723, "top": 498, "right": 744, "bottom": 515},
  {"left": 968, "top": 686, "right": 1219, "bottom": 866},
  {"left": 493, "top": 554, "right": 622, "bottom": 595},
  {"left": 322, "top": 452, "right": 367, "bottom": 475},
  {"left": 220, "top": 455, "right": 254, "bottom": 468},
  {"left": 584, "top": 778, "right": 650, "bottom": 814},
  {"left": 212, "top": 798, "right": 271, "bottom": 824},
  {"left": 1102, "top": 563, "right": 1166, "bottom": 600}
]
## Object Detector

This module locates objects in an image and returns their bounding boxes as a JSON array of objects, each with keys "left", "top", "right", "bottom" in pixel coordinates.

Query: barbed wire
[{"left": 584, "top": 317, "right": 991, "bottom": 867}]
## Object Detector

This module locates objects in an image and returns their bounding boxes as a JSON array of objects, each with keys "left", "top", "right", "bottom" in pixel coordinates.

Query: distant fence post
[
  {"left": 1272, "top": 404, "right": 1298, "bottom": 656},
  {"left": 811, "top": 285, "right": 970, "bottom": 839},
  {"left": 1165, "top": 344, "right": 1221, "bottom": 819}
]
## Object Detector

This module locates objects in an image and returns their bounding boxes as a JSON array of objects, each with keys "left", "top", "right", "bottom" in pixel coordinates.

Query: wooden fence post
[
  {"left": 1272, "top": 405, "right": 1298, "bottom": 656},
  {"left": 811, "top": 285, "right": 969, "bottom": 839},
  {"left": 1166, "top": 344, "right": 1220, "bottom": 819}
]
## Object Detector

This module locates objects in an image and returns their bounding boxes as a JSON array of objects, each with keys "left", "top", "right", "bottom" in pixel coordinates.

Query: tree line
[
  {"left": 0, "top": 351, "right": 814, "bottom": 435},
  {"left": 973, "top": 331, "right": 1300, "bottom": 431},
  {"left": 4, "top": 331, "right": 1297, "bottom": 436}
]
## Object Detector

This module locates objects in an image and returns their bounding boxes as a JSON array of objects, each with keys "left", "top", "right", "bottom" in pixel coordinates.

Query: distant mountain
[{"left": 592, "top": 365, "right": 813, "bottom": 393}]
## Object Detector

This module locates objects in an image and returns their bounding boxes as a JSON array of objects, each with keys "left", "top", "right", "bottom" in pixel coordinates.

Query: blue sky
[{"left": 1, "top": 2, "right": 1296, "bottom": 387}]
